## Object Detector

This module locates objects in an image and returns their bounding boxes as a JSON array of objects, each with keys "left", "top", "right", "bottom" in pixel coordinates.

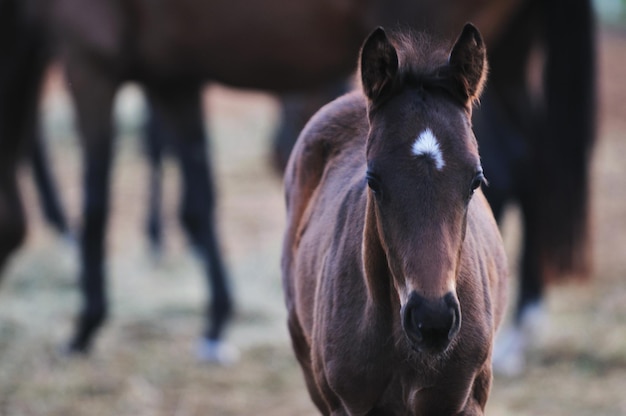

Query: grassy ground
[{"left": 0, "top": 28, "right": 625, "bottom": 416}]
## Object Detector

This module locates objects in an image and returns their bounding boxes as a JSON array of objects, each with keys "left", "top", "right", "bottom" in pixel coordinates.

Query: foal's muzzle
[{"left": 401, "top": 291, "right": 461, "bottom": 354}]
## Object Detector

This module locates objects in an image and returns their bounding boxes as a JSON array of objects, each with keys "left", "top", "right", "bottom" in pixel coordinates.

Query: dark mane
[
  {"left": 388, "top": 30, "right": 450, "bottom": 77},
  {"left": 362, "top": 29, "right": 472, "bottom": 108}
]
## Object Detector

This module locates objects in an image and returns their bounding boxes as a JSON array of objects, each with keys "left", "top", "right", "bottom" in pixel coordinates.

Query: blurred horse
[
  {"left": 282, "top": 25, "right": 508, "bottom": 414},
  {"left": 473, "top": 0, "right": 595, "bottom": 374},
  {"left": 0, "top": 0, "right": 594, "bottom": 366},
  {"left": 0, "top": 0, "right": 380, "bottom": 359}
]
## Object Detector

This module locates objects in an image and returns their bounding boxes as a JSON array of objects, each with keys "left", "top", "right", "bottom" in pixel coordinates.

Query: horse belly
[{"left": 134, "top": 0, "right": 370, "bottom": 89}]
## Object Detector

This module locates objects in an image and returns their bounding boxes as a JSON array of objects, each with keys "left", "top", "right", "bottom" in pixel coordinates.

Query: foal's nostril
[
  {"left": 443, "top": 292, "right": 461, "bottom": 340},
  {"left": 402, "top": 292, "right": 461, "bottom": 353}
]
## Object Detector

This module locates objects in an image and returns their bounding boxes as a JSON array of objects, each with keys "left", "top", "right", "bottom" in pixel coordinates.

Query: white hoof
[
  {"left": 493, "top": 327, "right": 526, "bottom": 377},
  {"left": 519, "top": 301, "right": 546, "bottom": 338},
  {"left": 493, "top": 301, "right": 547, "bottom": 377},
  {"left": 196, "top": 339, "right": 240, "bottom": 366}
]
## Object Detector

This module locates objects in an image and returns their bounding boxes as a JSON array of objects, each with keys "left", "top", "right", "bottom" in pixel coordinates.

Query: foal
[{"left": 282, "top": 24, "right": 508, "bottom": 414}]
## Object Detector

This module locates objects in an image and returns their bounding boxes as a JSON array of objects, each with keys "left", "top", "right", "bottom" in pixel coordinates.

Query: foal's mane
[
  {"left": 390, "top": 30, "right": 450, "bottom": 75},
  {"left": 375, "top": 29, "right": 469, "bottom": 106}
]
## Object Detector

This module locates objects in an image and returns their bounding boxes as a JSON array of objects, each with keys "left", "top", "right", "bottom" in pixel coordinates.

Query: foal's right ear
[
  {"left": 360, "top": 27, "right": 399, "bottom": 102},
  {"left": 447, "top": 23, "right": 488, "bottom": 104}
]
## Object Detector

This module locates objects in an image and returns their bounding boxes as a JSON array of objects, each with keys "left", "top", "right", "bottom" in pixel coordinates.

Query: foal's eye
[
  {"left": 469, "top": 170, "right": 486, "bottom": 198},
  {"left": 366, "top": 172, "right": 383, "bottom": 198}
]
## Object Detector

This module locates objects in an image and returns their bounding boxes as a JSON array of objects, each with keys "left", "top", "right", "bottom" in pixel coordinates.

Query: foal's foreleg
[
  {"left": 458, "top": 364, "right": 492, "bottom": 416},
  {"left": 64, "top": 61, "right": 118, "bottom": 353}
]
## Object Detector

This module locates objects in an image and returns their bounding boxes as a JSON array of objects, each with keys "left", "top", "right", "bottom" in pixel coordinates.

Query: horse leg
[
  {"left": 0, "top": 104, "right": 28, "bottom": 275},
  {"left": 412, "top": 364, "right": 491, "bottom": 415},
  {"left": 0, "top": 164, "right": 26, "bottom": 274},
  {"left": 459, "top": 363, "right": 492, "bottom": 415},
  {"left": 514, "top": 190, "right": 546, "bottom": 331},
  {"left": 143, "top": 105, "right": 165, "bottom": 257},
  {"left": 146, "top": 86, "right": 235, "bottom": 363},
  {"left": 63, "top": 59, "right": 118, "bottom": 353},
  {"left": 492, "top": 185, "right": 546, "bottom": 376},
  {"left": 0, "top": 0, "right": 50, "bottom": 274},
  {"left": 31, "top": 129, "right": 71, "bottom": 238},
  {"left": 479, "top": 2, "right": 547, "bottom": 376}
]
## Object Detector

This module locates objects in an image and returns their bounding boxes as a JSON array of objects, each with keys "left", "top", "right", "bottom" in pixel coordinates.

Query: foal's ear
[
  {"left": 360, "top": 27, "right": 399, "bottom": 102},
  {"left": 447, "top": 23, "right": 488, "bottom": 104}
]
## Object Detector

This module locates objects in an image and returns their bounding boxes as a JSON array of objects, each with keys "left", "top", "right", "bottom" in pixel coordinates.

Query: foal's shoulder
[
  {"left": 284, "top": 90, "right": 367, "bottom": 219},
  {"left": 295, "top": 91, "right": 368, "bottom": 157},
  {"left": 291, "top": 91, "right": 368, "bottom": 170},
  {"left": 288, "top": 91, "right": 367, "bottom": 175}
]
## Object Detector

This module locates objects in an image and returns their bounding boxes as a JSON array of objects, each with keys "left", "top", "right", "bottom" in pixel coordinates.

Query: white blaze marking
[{"left": 411, "top": 128, "right": 445, "bottom": 170}]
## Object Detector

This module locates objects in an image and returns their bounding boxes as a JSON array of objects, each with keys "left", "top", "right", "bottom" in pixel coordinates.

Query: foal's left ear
[
  {"left": 448, "top": 23, "right": 488, "bottom": 104},
  {"left": 360, "top": 27, "right": 399, "bottom": 102}
]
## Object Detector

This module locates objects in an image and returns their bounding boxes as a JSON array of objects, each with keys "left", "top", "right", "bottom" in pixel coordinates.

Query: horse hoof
[
  {"left": 518, "top": 301, "right": 547, "bottom": 338},
  {"left": 493, "top": 301, "right": 547, "bottom": 377},
  {"left": 492, "top": 327, "right": 526, "bottom": 377},
  {"left": 492, "top": 326, "right": 528, "bottom": 377},
  {"left": 196, "top": 338, "right": 240, "bottom": 365},
  {"left": 147, "top": 243, "right": 164, "bottom": 266},
  {"left": 59, "top": 341, "right": 90, "bottom": 358}
]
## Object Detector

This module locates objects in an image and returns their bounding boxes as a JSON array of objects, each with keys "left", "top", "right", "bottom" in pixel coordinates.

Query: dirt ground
[{"left": 0, "top": 26, "right": 625, "bottom": 416}]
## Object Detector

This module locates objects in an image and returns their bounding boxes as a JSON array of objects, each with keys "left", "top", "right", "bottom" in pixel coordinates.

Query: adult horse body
[
  {"left": 1, "top": 0, "right": 461, "bottom": 358},
  {"left": 39, "top": 0, "right": 376, "bottom": 356},
  {"left": 282, "top": 25, "right": 508, "bottom": 414}
]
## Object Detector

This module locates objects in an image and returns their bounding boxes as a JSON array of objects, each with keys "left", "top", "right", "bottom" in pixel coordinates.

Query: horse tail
[{"left": 537, "top": 0, "right": 596, "bottom": 282}]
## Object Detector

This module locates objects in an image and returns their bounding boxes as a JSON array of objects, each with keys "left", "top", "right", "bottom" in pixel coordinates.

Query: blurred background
[{"left": 0, "top": 1, "right": 625, "bottom": 415}]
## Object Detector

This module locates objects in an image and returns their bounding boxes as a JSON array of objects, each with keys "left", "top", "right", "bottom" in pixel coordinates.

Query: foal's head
[{"left": 361, "top": 24, "right": 487, "bottom": 354}]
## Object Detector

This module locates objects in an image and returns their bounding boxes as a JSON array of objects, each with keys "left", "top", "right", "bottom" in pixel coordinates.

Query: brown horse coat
[{"left": 282, "top": 25, "right": 508, "bottom": 415}]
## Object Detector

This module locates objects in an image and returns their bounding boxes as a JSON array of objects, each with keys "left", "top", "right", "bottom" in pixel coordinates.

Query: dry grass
[{"left": 0, "top": 29, "right": 625, "bottom": 416}]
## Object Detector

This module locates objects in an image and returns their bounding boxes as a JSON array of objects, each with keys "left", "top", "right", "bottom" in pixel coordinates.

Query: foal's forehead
[
  {"left": 411, "top": 128, "right": 445, "bottom": 171},
  {"left": 369, "top": 90, "right": 479, "bottom": 170},
  {"left": 407, "top": 124, "right": 480, "bottom": 172}
]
